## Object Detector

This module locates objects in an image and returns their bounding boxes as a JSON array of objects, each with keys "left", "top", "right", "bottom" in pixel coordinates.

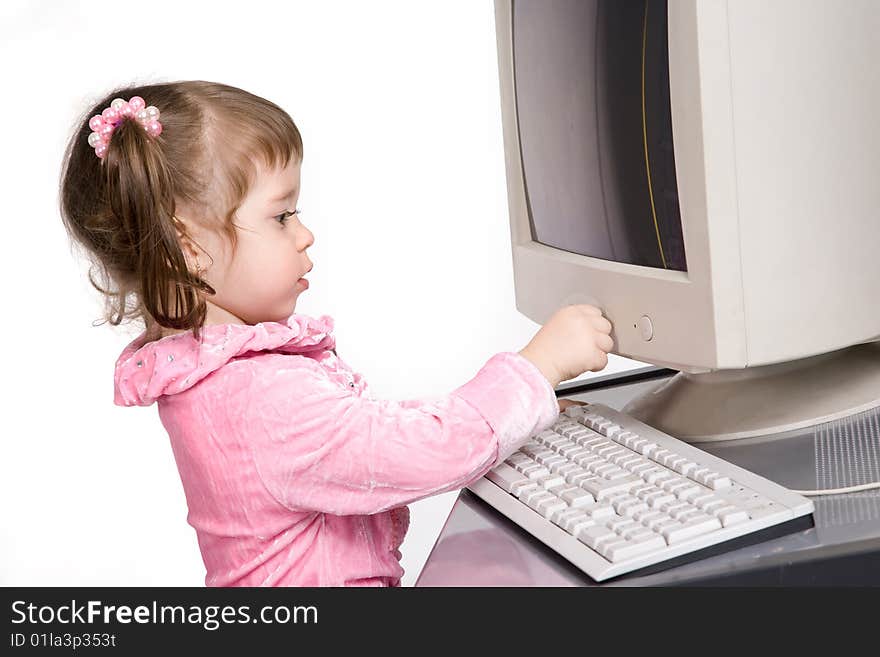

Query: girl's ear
[{"left": 171, "top": 215, "right": 202, "bottom": 275}]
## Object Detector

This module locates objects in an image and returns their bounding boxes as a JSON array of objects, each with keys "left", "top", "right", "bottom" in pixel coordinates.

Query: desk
[{"left": 416, "top": 367, "right": 880, "bottom": 586}]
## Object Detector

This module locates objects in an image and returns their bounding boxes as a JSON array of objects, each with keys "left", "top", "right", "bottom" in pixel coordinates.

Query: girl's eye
[{"left": 274, "top": 208, "right": 301, "bottom": 224}]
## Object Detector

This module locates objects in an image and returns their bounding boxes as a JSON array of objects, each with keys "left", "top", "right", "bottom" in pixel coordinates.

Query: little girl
[{"left": 59, "top": 81, "right": 614, "bottom": 587}]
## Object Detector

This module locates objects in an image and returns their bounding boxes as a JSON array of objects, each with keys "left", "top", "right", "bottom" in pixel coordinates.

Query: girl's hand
[{"left": 519, "top": 304, "right": 615, "bottom": 388}]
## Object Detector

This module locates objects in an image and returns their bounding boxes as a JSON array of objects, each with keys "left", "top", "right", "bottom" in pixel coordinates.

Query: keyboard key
[
  {"left": 584, "top": 460, "right": 608, "bottom": 474},
  {"left": 537, "top": 496, "right": 569, "bottom": 518},
  {"left": 620, "top": 500, "right": 649, "bottom": 517},
  {"left": 510, "top": 480, "right": 539, "bottom": 497},
  {"left": 592, "top": 464, "right": 618, "bottom": 477},
  {"left": 634, "top": 510, "right": 663, "bottom": 526},
  {"left": 568, "top": 471, "right": 595, "bottom": 487},
  {"left": 669, "top": 504, "right": 700, "bottom": 520},
  {"left": 506, "top": 452, "right": 532, "bottom": 467},
  {"left": 510, "top": 458, "right": 536, "bottom": 474},
  {"left": 662, "top": 515, "right": 722, "bottom": 544},
  {"left": 524, "top": 465, "right": 551, "bottom": 479},
  {"left": 579, "top": 502, "right": 616, "bottom": 519},
  {"left": 646, "top": 516, "right": 675, "bottom": 532},
  {"left": 609, "top": 494, "right": 637, "bottom": 511},
  {"left": 542, "top": 456, "right": 568, "bottom": 470},
  {"left": 603, "top": 424, "right": 624, "bottom": 438},
  {"left": 515, "top": 461, "right": 540, "bottom": 475},
  {"left": 567, "top": 515, "right": 598, "bottom": 534},
  {"left": 691, "top": 467, "right": 713, "bottom": 486},
  {"left": 705, "top": 474, "right": 733, "bottom": 490},
  {"left": 607, "top": 517, "right": 640, "bottom": 535},
  {"left": 637, "top": 441, "right": 659, "bottom": 457},
  {"left": 581, "top": 475, "right": 642, "bottom": 500},
  {"left": 549, "top": 483, "right": 579, "bottom": 497},
  {"left": 485, "top": 463, "right": 528, "bottom": 494},
  {"left": 576, "top": 525, "right": 618, "bottom": 550},
  {"left": 643, "top": 469, "right": 670, "bottom": 485},
  {"left": 675, "top": 485, "right": 704, "bottom": 502},
  {"left": 595, "top": 419, "right": 614, "bottom": 433},
  {"left": 717, "top": 507, "right": 750, "bottom": 527},
  {"left": 523, "top": 489, "right": 553, "bottom": 508},
  {"left": 605, "top": 534, "right": 667, "bottom": 562},
  {"left": 644, "top": 492, "right": 676, "bottom": 509},
  {"left": 616, "top": 455, "right": 644, "bottom": 468},
  {"left": 617, "top": 431, "right": 640, "bottom": 448},
  {"left": 631, "top": 484, "right": 655, "bottom": 497},
  {"left": 651, "top": 448, "right": 673, "bottom": 463},
  {"left": 690, "top": 491, "right": 719, "bottom": 507},
  {"left": 660, "top": 477, "right": 692, "bottom": 493},
  {"left": 604, "top": 469, "right": 634, "bottom": 482},
  {"left": 673, "top": 460, "right": 699, "bottom": 477},
  {"left": 701, "top": 500, "right": 727, "bottom": 514},
  {"left": 561, "top": 488, "right": 596, "bottom": 507},
  {"left": 536, "top": 473, "right": 567, "bottom": 489},
  {"left": 559, "top": 443, "right": 585, "bottom": 458},
  {"left": 575, "top": 435, "right": 606, "bottom": 448},
  {"left": 567, "top": 448, "right": 592, "bottom": 461},
  {"left": 629, "top": 463, "right": 656, "bottom": 477},
  {"left": 551, "top": 507, "right": 586, "bottom": 527},
  {"left": 555, "top": 463, "right": 582, "bottom": 478},
  {"left": 659, "top": 500, "right": 690, "bottom": 515},
  {"left": 547, "top": 460, "right": 573, "bottom": 474},
  {"left": 563, "top": 405, "right": 589, "bottom": 419},
  {"left": 562, "top": 466, "right": 588, "bottom": 481},
  {"left": 574, "top": 454, "right": 603, "bottom": 468},
  {"left": 541, "top": 435, "right": 570, "bottom": 449},
  {"left": 559, "top": 425, "right": 587, "bottom": 438},
  {"left": 535, "top": 452, "right": 562, "bottom": 467},
  {"left": 622, "top": 525, "right": 655, "bottom": 542},
  {"left": 652, "top": 473, "right": 679, "bottom": 488}
]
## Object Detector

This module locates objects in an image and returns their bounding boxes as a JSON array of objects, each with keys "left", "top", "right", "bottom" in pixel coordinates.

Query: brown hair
[{"left": 59, "top": 80, "right": 303, "bottom": 340}]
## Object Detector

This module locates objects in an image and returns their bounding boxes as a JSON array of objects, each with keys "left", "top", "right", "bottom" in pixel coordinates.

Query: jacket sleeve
[{"left": 244, "top": 351, "right": 560, "bottom": 515}]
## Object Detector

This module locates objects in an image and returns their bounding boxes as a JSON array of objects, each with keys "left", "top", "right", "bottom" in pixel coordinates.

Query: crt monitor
[{"left": 494, "top": 0, "right": 880, "bottom": 442}]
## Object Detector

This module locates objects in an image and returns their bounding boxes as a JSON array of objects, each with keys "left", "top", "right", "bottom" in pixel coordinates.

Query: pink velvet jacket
[{"left": 113, "top": 313, "right": 559, "bottom": 586}]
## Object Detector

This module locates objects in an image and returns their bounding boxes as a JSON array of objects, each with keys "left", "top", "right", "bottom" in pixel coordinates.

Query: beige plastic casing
[{"left": 495, "top": 0, "right": 880, "bottom": 375}]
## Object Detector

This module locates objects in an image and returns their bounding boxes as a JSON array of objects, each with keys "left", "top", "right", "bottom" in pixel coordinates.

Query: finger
[
  {"left": 597, "top": 333, "right": 614, "bottom": 353},
  {"left": 592, "top": 316, "right": 613, "bottom": 334},
  {"left": 591, "top": 350, "right": 609, "bottom": 372},
  {"left": 581, "top": 305, "right": 602, "bottom": 316}
]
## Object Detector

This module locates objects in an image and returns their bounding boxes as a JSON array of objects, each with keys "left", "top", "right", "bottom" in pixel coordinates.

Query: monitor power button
[{"left": 638, "top": 315, "right": 654, "bottom": 342}]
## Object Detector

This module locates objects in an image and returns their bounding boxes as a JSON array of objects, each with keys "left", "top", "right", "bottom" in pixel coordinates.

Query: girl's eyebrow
[{"left": 267, "top": 187, "right": 299, "bottom": 204}]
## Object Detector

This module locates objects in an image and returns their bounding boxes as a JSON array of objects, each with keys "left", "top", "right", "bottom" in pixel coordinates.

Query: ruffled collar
[{"left": 114, "top": 313, "right": 336, "bottom": 407}]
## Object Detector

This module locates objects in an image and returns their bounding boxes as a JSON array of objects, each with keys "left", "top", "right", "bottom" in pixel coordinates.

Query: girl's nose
[{"left": 299, "top": 224, "right": 315, "bottom": 250}]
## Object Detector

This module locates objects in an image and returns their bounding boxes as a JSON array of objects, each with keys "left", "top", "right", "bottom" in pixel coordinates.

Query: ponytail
[{"left": 100, "top": 115, "right": 212, "bottom": 339}]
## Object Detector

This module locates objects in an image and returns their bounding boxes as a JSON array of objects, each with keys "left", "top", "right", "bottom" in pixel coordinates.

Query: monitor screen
[{"left": 513, "top": 0, "right": 687, "bottom": 271}]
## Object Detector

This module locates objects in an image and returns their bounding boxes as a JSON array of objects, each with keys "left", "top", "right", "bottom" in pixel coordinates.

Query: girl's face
[{"left": 193, "top": 157, "right": 314, "bottom": 325}]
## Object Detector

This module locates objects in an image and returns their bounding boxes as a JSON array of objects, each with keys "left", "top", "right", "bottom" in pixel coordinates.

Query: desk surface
[{"left": 416, "top": 368, "right": 880, "bottom": 586}]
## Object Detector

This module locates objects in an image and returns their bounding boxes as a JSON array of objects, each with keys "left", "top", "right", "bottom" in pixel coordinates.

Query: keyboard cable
[{"left": 788, "top": 481, "right": 880, "bottom": 496}]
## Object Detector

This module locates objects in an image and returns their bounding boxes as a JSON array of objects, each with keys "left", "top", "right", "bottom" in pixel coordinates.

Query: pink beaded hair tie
[{"left": 87, "top": 96, "right": 163, "bottom": 159}]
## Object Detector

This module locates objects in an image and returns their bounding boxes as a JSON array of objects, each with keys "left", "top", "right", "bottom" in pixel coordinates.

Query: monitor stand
[{"left": 622, "top": 342, "right": 880, "bottom": 443}]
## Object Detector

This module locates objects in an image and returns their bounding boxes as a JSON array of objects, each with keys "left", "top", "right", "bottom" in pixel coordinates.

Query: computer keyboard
[{"left": 467, "top": 402, "right": 815, "bottom": 582}]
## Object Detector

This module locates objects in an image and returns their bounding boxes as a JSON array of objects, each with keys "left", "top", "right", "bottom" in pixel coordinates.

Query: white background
[{"left": 0, "top": 0, "right": 643, "bottom": 586}]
